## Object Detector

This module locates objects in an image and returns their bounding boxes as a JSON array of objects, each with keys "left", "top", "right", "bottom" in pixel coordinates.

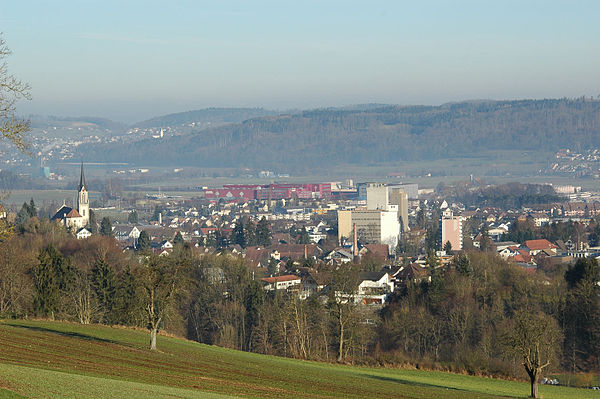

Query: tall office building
[
  {"left": 441, "top": 209, "right": 462, "bottom": 250},
  {"left": 350, "top": 208, "right": 400, "bottom": 254},
  {"left": 389, "top": 188, "right": 409, "bottom": 233}
]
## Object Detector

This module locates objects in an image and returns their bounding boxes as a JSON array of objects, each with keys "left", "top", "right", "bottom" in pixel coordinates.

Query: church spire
[{"left": 78, "top": 162, "right": 86, "bottom": 191}]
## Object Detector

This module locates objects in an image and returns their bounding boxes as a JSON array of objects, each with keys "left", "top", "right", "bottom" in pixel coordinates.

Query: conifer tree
[
  {"left": 91, "top": 256, "right": 118, "bottom": 323},
  {"left": 174, "top": 231, "right": 184, "bottom": 246},
  {"left": 256, "top": 217, "right": 271, "bottom": 247},
  {"left": 33, "top": 245, "right": 69, "bottom": 319},
  {"left": 138, "top": 230, "right": 151, "bottom": 251},
  {"left": 298, "top": 226, "right": 311, "bottom": 244},
  {"left": 100, "top": 217, "right": 112, "bottom": 236},
  {"left": 232, "top": 219, "right": 246, "bottom": 248}
]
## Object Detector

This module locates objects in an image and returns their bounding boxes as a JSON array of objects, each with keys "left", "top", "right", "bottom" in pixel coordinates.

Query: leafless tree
[
  {"left": 138, "top": 254, "right": 187, "bottom": 350},
  {"left": 502, "top": 310, "right": 563, "bottom": 398},
  {"left": 0, "top": 34, "right": 31, "bottom": 151},
  {"left": 326, "top": 263, "right": 362, "bottom": 362}
]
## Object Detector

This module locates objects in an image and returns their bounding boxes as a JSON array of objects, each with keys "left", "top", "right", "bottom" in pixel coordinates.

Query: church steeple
[
  {"left": 78, "top": 162, "right": 86, "bottom": 191},
  {"left": 77, "top": 162, "right": 89, "bottom": 225}
]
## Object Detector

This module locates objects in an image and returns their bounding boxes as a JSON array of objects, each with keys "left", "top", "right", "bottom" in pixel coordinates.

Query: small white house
[
  {"left": 356, "top": 272, "right": 394, "bottom": 305},
  {"left": 76, "top": 227, "right": 92, "bottom": 240}
]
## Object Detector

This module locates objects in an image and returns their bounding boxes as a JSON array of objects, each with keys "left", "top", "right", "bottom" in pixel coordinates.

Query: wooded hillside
[{"left": 76, "top": 98, "right": 600, "bottom": 170}]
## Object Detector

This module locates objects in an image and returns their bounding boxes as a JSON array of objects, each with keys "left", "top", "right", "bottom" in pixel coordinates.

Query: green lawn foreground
[{"left": 0, "top": 319, "right": 591, "bottom": 399}]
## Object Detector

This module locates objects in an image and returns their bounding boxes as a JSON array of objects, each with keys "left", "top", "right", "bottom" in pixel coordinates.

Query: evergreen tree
[
  {"left": 443, "top": 240, "right": 452, "bottom": 253},
  {"left": 563, "top": 258, "right": 600, "bottom": 369},
  {"left": 173, "top": 231, "right": 184, "bottom": 246},
  {"left": 244, "top": 280, "right": 264, "bottom": 350},
  {"left": 256, "top": 217, "right": 271, "bottom": 247},
  {"left": 91, "top": 256, "right": 118, "bottom": 323},
  {"left": 88, "top": 209, "right": 97, "bottom": 233},
  {"left": 453, "top": 253, "right": 473, "bottom": 276},
  {"left": 151, "top": 206, "right": 162, "bottom": 222},
  {"left": 138, "top": 230, "right": 151, "bottom": 251},
  {"left": 267, "top": 257, "right": 279, "bottom": 276},
  {"left": 298, "top": 226, "right": 311, "bottom": 244},
  {"left": 479, "top": 224, "right": 493, "bottom": 252},
  {"left": 28, "top": 198, "right": 37, "bottom": 218},
  {"left": 33, "top": 245, "right": 70, "bottom": 319},
  {"left": 116, "top": 266, "right": 138, "bottom": 325},
  {"left": 100, "top": 217, "right": 112, "bottom": 236},
  {"left": 245, "top": 219, "right": 256, "bottom": 246},
  {"left": 232, "top": 219, "right": 246, "bottom": 248},
  {"left": 127, "top": 210, "right": 138, "bottom": 224},
  {"left": 416, "top": 207, "right": 426, "bottom": 229},
  {"left": 15, "top": 201, "right": 33, "bottom": 226},
  {"left": 205, "top": 232, "right": 217, "bottom": 248}
]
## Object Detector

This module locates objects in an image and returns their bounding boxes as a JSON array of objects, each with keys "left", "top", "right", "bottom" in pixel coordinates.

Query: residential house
[
  {"left": 260, "top": 275, "right": 302, "bottom": 291},
  {"left": 521, "top": 239, "right": 558, "bottom": 256},
  {"left": 76, "top": 228, "right": 92, "bottom": 240},
  {"left": 324, "top": 248, "right": 354, "bottom": 264}
]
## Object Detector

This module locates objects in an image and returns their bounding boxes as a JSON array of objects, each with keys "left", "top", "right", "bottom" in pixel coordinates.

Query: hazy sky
[{"left": 1, "top": 0, "right": 599, "bottom": 122}]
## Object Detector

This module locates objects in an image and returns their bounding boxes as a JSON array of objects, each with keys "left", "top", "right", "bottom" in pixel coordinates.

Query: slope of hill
[
  {"left": 0, "top": 319, "right": 593, "bottom": 399},
  {"left": 132, "top": 107, "right": 279, "bottom": 129},
  {"left": 74, "top": 98, "right": 600, "bottom": 171},
  {"left": 29, "top": 115, "right": 127, "bottom": 132}
]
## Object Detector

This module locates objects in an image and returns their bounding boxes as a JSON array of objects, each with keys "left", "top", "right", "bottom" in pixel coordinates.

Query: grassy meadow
[{"left": 0, "top": 319, "right": 592, "bottom": 399}]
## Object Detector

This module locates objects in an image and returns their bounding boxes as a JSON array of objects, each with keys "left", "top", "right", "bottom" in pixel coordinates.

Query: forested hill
[
  {"left": 76, "top": 98, "right": 600, "bottom": 170},
  {"left": 132, "top": 107, "right": 278, "bottom": 128}
]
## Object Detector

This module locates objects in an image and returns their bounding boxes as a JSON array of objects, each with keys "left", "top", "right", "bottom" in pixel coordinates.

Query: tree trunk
[
  {"left": 337, "top": 323, "right": 344, "bottom": 362},
  {"left": 150, "top": 328, "right": 157, "bottom": 351},
  {"left": 529, "top": 370, "right": 539, "bottom": 398}
]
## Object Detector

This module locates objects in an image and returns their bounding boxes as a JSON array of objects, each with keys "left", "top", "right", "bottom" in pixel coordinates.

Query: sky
[{"left": 1, "top": 0, "right": 599, "bottom": 122}]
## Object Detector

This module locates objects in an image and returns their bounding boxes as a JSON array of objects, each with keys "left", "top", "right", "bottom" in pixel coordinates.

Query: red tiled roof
[
  {"left": 364, "top": 244, "right": 389, "bottom": 260},
  {"left": 66, "top": 209, "right": 82, "bottom": 218},
  {"left": 523, "top": 239, "right": 557, "bottom": 251},
  {"left": 200, "top": 227, "right": 218, "bottom": 235},
  {"left": 244, "top": 247, "right": 270, "bottom": 266},
  {"left": 510, "top": 253, "right": 536, "bottom": 264}
]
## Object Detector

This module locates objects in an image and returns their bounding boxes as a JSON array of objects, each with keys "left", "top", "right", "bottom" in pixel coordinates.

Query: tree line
[{"left": 0, "top": 218, "right": 598, "bottom": 395}]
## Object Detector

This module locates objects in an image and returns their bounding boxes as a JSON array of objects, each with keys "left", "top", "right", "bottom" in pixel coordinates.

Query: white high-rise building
[
  {"left": 352, "top": 208, "right": 400, "bottom": 254},
  {"left": 366, "top": 183, "right": 389, "bottom": 210}
]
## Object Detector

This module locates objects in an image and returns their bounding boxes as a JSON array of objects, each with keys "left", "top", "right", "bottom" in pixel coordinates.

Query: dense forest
[{"left": 75, "top": 98, "right": 600, "bottom": 170}]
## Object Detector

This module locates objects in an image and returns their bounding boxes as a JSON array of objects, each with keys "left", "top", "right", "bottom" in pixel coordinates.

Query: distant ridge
[
  {"left": 132, "top": 107, "right": 278, "bottom": 129},
  {"left": 74, "top": 98, "right": 600, "bottom": 171},
  {"left": 29, "top": 115, "right": 127, "bottom": 131}
]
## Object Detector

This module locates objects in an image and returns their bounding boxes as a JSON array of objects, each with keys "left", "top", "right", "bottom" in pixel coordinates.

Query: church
[{"left": 52, "top": 163, "right": 90, "bottom": 230}]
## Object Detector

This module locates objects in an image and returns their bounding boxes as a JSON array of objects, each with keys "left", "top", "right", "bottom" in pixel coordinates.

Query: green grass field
[{"left": 0, "top": 320, "right": 591, "bottom": 398}]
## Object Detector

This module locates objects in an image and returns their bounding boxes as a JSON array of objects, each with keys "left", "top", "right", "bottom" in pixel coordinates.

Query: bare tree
[
  {"left": 0, "top": 34, "right": 31, "bottom": 150},
  {"left": 502, "top": 310, "right": 562, "bottom": 398},
  {"left": 67, "top": 268, "right": 96, "bottom": 324},
  {"left": 326, "top": 263, "right": 362, "bottom": 362},
  {"left": 138, "top": 254, "right": 187, "bottom": 350}
]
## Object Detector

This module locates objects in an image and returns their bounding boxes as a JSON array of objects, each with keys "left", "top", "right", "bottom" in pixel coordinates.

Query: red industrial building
[{"left": 204, "top": 183, "right": 331, "bottom": 201}]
